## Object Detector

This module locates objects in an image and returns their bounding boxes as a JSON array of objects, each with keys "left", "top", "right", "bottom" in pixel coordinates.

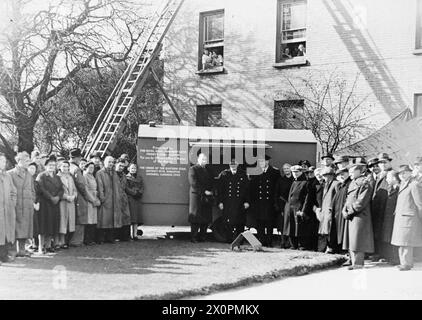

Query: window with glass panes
[
  {"left": 199, "top": 10, "right": 224, "bottom": 71},
  {"left": 196, "top": 105, "right": 223, "bottom": 127},
  {"left": 274, "top": 100, "right": 305, "bottom": 129},
  {"left": 276, "top": 0, "right": 307, "bottom": 62}
]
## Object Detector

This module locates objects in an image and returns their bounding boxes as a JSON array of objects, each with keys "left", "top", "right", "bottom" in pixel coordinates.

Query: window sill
[
  {"left": 273, "top": 57, "right": 309, "bottom": 69},
  {"left": 413, "top": 48, "right": 422, "bottom": 55},
  {"left": 196, "top": 67, "right": 225, "bottom": 75}
]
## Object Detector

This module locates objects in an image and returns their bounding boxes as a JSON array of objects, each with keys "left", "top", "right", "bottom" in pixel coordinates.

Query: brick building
[{"left": 162, "top": 0, "right": 422, "bottom": 143}]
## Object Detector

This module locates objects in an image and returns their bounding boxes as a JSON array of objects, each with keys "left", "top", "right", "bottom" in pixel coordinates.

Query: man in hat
[
  {"left": 115, "top": 159, "right": 131, "bottom": 242},
  {"left": 283, "top": 165, "right": 312, "bottom": 250},
  {"left": 321, "top": 153, "right": 335, "bottom": 168},
  {"left": 299, "top": 160, "right": 311, "bottom": 172},
  {"left": 188, "top": 153, "right": 214, "bottom": 243},
  {"left": 330, "top": 167, "right": 352, "bottom": 257},
  {"left": 68, "top": 148, "right": 90, "bottom": 247},
  {"left": 250, "top": 155, "right": 280, "bottom": 247},
  {"left": 391, "top": 165, "right": 422, "bottom": 270},
  {"left": 366, "top": 157, "right": 380, "bottom": 189},
  {"left": 334, "top": 155, "right": 350, "bottom": 170},
  {"left": 89, "top": 152, "right": 103, "bottom": 177},
  {"left": 217, "top": 159, "right": 250, "bottom": 242},
  {"left": 305, "top": 166, "right": 323, "bottom": 251},
  {"left": 317, "top": 166, "right": 339, "bottom": 253},
  {"left": 342, "top": 162, "right": 374, "bottom": 270},
  {"left": 371, "top": 153, "right": 393, "bottom": 261}
]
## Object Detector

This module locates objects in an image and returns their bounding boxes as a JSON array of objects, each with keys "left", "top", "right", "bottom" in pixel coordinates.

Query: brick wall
[{"left": 162, "top": 0, "right": 422, "bottom": 133}]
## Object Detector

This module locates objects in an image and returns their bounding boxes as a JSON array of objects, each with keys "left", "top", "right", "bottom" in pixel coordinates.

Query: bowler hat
[
  {"left": 265, "top": 154, "right": 271, "bottom": 161},
  {"left": 334, "top": 155, "right": 349, "bottom": 164},
  {"left": 120, "top": 153, "right": 130, "bottom": 161},
  {"left": 367, "top": 157, "right": 379, "bottom": 168},
  {"left": 347, "top": 162, "right": 366, "bottom": 171},
  {"left": 291, "top": 165, "right": 303, "bottom": 172},
  {"left": 398, "top": 165, "right": 412, "bottom": 173},
  {"left": 69, "top": 148, "right": 82, "bottom": 158},
  {"left": 414, "top": 156, "right": 422, "bottom": 165},
  {"left": 45, "top": 155, "right": 57, "bottom": 165},
  {"left": 299, "top": 160, "right": 311, "bottom": 167},
  {"left": 377, "top": 152, "right": 392, "bottom": 163},
  {"left": 321, "top": 153, "right": 334, "bottom": 160}
]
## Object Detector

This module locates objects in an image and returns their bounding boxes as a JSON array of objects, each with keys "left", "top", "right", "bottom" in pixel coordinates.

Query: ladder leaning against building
[{"left": 82, "top": 0, "right": 184, "bottom": 159}]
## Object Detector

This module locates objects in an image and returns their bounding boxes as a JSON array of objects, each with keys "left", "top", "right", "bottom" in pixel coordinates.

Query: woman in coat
[
  {"left": 380, "top": 170, "right": 400, "bottom": 264},
  {"left": 391, "top": 165, "right": 422, "bottom": 271},
  {"left": 83, "top": 162, "right": 101, "bottom": 245},
  {"left": 0, "top": 153, "right": 17, "bottom": 263},
  {"left": 28, "top": 162, "right": 41, "bottom": 252},
  {"left": 36, "top": 156, "right": 64, "bottom": 253},
  {"left": 8, "top": 151, "right": 36, "bottom": 257},
  {"left": 57, "top": 161, "right": 77, "bottom": 249},
  {"left": 126, "top": 163, "right": 144, "bottom": 241},
  {"left": 342, "top": 163, "right": 375, "bottom": 269}
]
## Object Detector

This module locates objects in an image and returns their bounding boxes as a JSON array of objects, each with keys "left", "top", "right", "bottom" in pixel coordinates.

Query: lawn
[{"left": 0, "top": 227, "right": 345, "bottom": 300}]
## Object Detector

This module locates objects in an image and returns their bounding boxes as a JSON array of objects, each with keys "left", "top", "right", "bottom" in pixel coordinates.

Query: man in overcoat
[
  {"left": 342, "top": 162, "right": 375, "bottom": 269},
  {"left": 283, "top": 165, "right": 312, "bottom": 250},
  {"left": 391, "top": 165, "right": 422, "bottom": 271},
  {"left": 188, "top": 153, "right": 214, "bottom": 243},
  {"left": 217, "top": 159, "right": 250, "bottom": 242},
  {"left": 96, "top": 156, "right": 123, "bottom": 243},
  {"left": 115, "top": 159, "right": 131, "bottom": 241},
  {"left": 250, "top": 155, "right": 280, "bottom": 247}
]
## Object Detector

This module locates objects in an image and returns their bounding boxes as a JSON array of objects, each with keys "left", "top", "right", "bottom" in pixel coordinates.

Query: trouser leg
[
  {"left": 105, "top": 229, "right": 114, "bottom": 243},
  {"left": 120, "top": 225, "right": 131, "bottom": 241},
  {"left": 190, "top": 223, "right": 199, "bottom": 241},
  {"left": 351, "top": 251, "right": 364, "bottom": 266},
  {"left": 199, "top": 224, "right": 208, "bottom": 241},
  {"left": 399, "top": 246, "right": 414, "bottom": 267},
  {"left": 84, "top": 225, "right": 96, "bottom": 244},
  {"left": 70, "top": 225, "right": 85, "bottom": 246},
  {"left": 289, "top": 236, "right": 298, "bottom": 249},
  {"left": 266, "top": 227, "right": 273, "bottom": 247},
  {"left": 317, "top": 235, "right": 328, "bottom": 252}
]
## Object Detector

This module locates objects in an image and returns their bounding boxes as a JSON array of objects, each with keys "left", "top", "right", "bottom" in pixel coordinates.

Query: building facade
[{"left": 162, "top": 0, "right": 422, "bottom": 137}]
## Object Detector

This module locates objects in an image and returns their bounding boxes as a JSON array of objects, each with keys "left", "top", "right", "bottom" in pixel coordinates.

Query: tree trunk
[{"left": 17, "top": 125, "right": 35, "bottom": 154}]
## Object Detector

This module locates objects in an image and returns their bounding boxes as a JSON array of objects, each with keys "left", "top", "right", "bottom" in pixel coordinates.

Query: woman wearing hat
[
  {"left": 342, "top": 162, "right": 375, "bottom": 269},
  {"left": 391, "top": 165, "right": 422, "bottom": 271}
]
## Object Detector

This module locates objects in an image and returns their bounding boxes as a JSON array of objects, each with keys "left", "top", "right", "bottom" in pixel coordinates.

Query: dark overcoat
[
  {"left": 117, "top": 171, "right": 131, "bottom": 226},
  {"left": 36, "top": 171, "right": 64, "bottom": 236},
  {"left": 381, "top": 185, "right": 398, "bottom": 244},
  {"left": 329, "top": 177, "right": 351, "bottom": 246},
  {"left": 126, "top": 173, "right": 144, "bottom": 224},
  {"left": 249, "top": 166, "right": 280, "bottom": 226},
  {"left": 372, "top": 172, "right": 389, "bottom": 241},
  {"left": 217, "top": 169, "right": 250, "bottom": 226},
  {"left": 188, "top": 164, "right": 214, "bottom": 225},
  {"left": 274, "top": 175, "right": 294, "bottom": 230},
  {"left": 69, "top": 161, "right": 90, "bottom": 225},
  {"left": 283, "top": 173, "right": 311, "bottom": 237},
  {"left": 342, "top": 175, "right": 375, "bottom": 253}
]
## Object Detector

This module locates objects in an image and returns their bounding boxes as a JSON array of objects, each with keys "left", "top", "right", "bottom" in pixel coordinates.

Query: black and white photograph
[{"left": 1, "top": 0, "right": 422, "bottom": 306}]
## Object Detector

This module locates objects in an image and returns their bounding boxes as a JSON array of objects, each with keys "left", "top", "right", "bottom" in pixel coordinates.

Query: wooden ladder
[{"left": 82, "top": 0, "right": 184, "bottom": 158}]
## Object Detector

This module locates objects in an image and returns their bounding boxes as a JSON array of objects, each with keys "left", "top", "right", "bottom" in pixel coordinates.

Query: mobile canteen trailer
[{"left": 136, "top": 124, "right": 319, "bottom": 227}]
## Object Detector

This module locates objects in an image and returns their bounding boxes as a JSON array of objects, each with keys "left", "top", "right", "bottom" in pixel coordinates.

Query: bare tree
[
  {"left": 279, "top": 70, "right": 373, "bottom": 154},
  {"left": 0, "top": 0, "right": 150, "bottom": 162}
]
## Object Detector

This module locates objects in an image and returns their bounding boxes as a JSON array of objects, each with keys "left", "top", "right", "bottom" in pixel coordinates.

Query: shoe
[
  {"left": 370, "top": 254, "right": 380, "bottom": 262},
  {"left": 342, "top": 259, "right": 352, "bottom": 267},
  {"left": 347, "top": 265, "right": 364, "bottom": 270},
  {"left": 398, "top": 265, "right": 412, "bottom": 271},
  {"left": 61, "top": 244, "right": 69, "bottom": 249},
  {"left": 325, "top": 247, "right": 334, "bottom": 254},
  {"left": 298, "top": 247, "right": 306, "bottom": 251},
  {"left": 69, "top": 244, "right": 82, "bottom": 248},
  {"left": 54, "top": 245, "right": 61, "bottom": 251},
  {"left": 132, "top": 237, "right": 139, "bottom": 241},
  {"left": 46, "top": 247, "right": 55, "bottom": 253}
]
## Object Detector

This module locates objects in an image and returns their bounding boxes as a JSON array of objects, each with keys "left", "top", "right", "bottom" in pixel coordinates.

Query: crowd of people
[
  {"left": 0, "top": 149, "right": 144, "bottom": 264},
  {"left": 188, "top": 152, "right": 422, "bottom": 271}
]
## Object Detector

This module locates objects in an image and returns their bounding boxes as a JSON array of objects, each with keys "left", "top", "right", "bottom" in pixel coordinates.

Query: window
[
  {"left": 414, "top": 94, "right": 422, "bottom": 117},
  {"left": 198, "top": 10, "right": 225, "bottom": 73},
  {"left": 416, "top": 0, "right": 422, "bottom": 50},
  {"left": 196, "top": 105, "right": 222, "bottom": 127},
  {"left": 276, "top": 0, "right": 308, "bottom": 65},
  {"left": 274, "top": 100, "right": 305, "bottom": 129}
]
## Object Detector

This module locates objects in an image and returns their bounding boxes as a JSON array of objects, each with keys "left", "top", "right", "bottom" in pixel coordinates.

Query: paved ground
[
  {"left": 0, "top": 226, "right": 344, "bottom": 300},
  {"left": 196, "top": 261, "right": 422, "bottom": 300}
]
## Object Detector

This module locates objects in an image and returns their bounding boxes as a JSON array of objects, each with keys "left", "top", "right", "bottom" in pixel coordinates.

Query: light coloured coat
[
  {"left": 391, "top": 178, "right": 422, "bottom": 247},
  {"left": 8, "top": 166, "right": 35, "bottom": 239},
  {"left": 0, "top": 171, "right": 17, "bottom": 245},
  {"left": 317, "top": 179, "right": 339, "bottom": 235}
]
